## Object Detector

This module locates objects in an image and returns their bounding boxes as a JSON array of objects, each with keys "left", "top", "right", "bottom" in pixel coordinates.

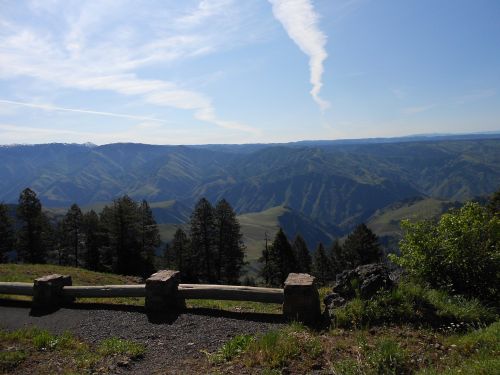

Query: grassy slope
[{"left": 367, "top": 197, "right": 455, "bottom": 238}]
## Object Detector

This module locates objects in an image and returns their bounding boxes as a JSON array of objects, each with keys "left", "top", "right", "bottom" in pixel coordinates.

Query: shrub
[{"left": 390, "top": 202, "right": 499, "bottom": 304}]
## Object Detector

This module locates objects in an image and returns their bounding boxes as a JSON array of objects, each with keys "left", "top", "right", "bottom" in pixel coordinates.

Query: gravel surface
[{"left": 0, "top": 300, "right": 285, "bottom": 374}]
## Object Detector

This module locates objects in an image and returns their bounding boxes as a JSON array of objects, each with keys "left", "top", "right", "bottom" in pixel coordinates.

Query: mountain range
[{"left": 1, "top": 134, "right": 499, "bottom": 255}]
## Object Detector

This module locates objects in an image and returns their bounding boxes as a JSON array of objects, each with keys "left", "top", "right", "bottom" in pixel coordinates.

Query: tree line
[
  {"left": 1, "top": 187, "right": 381, "bottom": 285},
  {"left": 260, "top": 224, "right": 383, "bottom": 287},
  {"left": 0, "top": 188, "right": 160, "bottom": 276},
  {"left": 0, "top": 189, "right": 245, "bottom": 282}
]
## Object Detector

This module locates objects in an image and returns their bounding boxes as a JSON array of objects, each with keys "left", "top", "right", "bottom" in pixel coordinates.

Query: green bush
[{"left": 390, "top": 202, "right": 499, "bottom": 304}]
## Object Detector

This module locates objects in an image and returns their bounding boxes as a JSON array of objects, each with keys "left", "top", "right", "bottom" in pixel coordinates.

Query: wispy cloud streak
[
  {"left": 0, "top": 99, "right": 167, "bottom": 123},
  {"left": 269, "top": 0, "right": 330, "bottom": 110}
]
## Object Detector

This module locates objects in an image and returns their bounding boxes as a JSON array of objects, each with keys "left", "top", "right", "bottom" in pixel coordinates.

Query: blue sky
[{"left": 0, "top": 0, "right": 499, "bottom": 145}]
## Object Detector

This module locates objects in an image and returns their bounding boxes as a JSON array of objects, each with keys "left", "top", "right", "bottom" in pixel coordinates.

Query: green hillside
[{"left": 367, "top": 197, "right": 461, "bottom": 251}]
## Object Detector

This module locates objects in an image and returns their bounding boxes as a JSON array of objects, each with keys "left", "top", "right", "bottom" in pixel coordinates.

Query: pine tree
[
  {"left": 168, "top": 228, "right": 193, "bottom": 281},
  {"left": 61, "top": 204, "right": 83, "bottom": 267},
  {"left": 190, "top": 198, "right": 216, "bottom": 282},
  {"left": 82, "top": 210, "right": 101, "bottom": 271},
  {"left": 263, "top": 228, "right": 297, "bottom": 286},
  {"left": 342, "top": 223, "right": 382, "bottom": 268},
  {"left": 292, "top": 234, "right": 311, "bottom": 273},
  {"left": 312, "top": 242, "right": 332, "bottom": 285},
  {"left": 99, "top": 196, "right": 144, "bottom": 275},
  {"left": 139, "top": 200, "right": 160, "bottom": 275},
  {"left": 214, "top": 199, "right": 245, "bottom": 283},
  {"left": 0, "top": 203, "right": 15, "bottom": 263},
  {"left": 329, "top": 239, "right": 345, "bottom": 276},
  {"left": 16, "top": 188, "right": 49, "bottom": 263}
]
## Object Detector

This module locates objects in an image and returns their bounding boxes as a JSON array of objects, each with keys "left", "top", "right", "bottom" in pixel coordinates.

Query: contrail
[
  {"left": 0, "top": 99, "right": 167, "bottom": 123},
  {"left": 269, "top": 0, "right": 330, "bottom": 110}
]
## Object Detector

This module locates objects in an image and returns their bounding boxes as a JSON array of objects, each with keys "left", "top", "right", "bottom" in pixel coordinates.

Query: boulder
[{"left": 323, "top": 263, "right": 393, "bottom": 312}]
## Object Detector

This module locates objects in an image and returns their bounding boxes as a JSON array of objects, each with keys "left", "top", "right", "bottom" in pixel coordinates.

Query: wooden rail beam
[
  {"left": 179, "top": 284, "right": 284, "bottom": 304},
  {"left": 63, "top": 285, "right": 146, "bottom": 298},
  {"left": 0, "top": 282, "right": 34, "bottom": 296}
]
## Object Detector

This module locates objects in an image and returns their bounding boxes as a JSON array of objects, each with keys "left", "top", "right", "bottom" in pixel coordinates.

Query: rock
[
  {"left": 324, "top": 263, "right": 393, "bottom": 314},
  {"left": 323, "top": 292, "right": 346, "bottom": 308}
]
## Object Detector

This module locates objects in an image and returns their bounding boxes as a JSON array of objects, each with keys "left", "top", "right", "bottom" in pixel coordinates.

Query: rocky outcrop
[{"left": 324, "top": 263, "right": 393, "bottom": 314}]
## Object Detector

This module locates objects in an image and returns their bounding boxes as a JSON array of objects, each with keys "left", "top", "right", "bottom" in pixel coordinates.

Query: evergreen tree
[
  {"left": 190, "top": 198, "right": 216, "bottom": 282},
  {"left": 262, "top": 228, "right": 297, "bottom": 286},
  {"left": 259, "top": 232, "right": 272, "bottom": 285},
  {"left": 16, "top": 188, "right": 49, "bottom": 263},
  {"left": 139, "top": 200, "right": 160, "bottom": 275},
  {"left": 82, "top": 210, "right": 101, "bottom": 271},
  {"left": 329, "top": 239, "right": 345, "bottom": 276},
  {"left": 0, "top": 203, "right": 15, "bottom": 263},
  {"left": 52, "top": 221, "right": 68, "bottom": 265},
  {"left": 168, "top": 228, "right": 193, "bottom": 281},
  {"left": 292, "top": 234, "right": 311, "bottom": 273},
  {"left": 61, "top": 204, "right": 83, "bottom": 267},
  {"left": 312, "top": 242, "right": 332, "bottom": 285},
  {"left": 99, "top": 196, "right": 146, "bottom": 276},
  {"left": 342, "top": 223, "right": 382, "bottom": 268},
  {"left": 214, "top": 199, "right": 245, "bottom": 283}
]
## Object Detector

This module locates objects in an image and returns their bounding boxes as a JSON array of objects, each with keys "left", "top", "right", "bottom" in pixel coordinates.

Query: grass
[
  {"left": 0, "top": 327, "right": 145, "bottom": 373},
  {"left": 331, "top": 281, "right": 497, "bottom": 329},
  {"left": 0, "top": 263, "right": 145, "bottom": 305},
  {"left": 206, "top": 334, "right": 254, "bottom": 364},
  {"left": 98, "top": 337, "right": 145, "bottom": 359},
  {"left": 209, "top": 321, "right": 499, "bottom": 374}
]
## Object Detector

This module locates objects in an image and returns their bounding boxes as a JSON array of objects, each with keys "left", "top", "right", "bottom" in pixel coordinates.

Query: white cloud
[
  {"left": 269, "top": 0, "right": 330, "bottom": 110},
  {"left": 0, "top": 1, "right": 256, "bottom": 134}
]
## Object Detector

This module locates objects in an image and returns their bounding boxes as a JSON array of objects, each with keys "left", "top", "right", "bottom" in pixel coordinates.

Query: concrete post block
[
  {"left": 283, "top": 273, "right": 321, "bottom": 325},
  {"left": 33, "top": 274, "right": 73, "bottom": 310},
  {"left": 145, "top": 270, "right": 185, "bottom": 312}
]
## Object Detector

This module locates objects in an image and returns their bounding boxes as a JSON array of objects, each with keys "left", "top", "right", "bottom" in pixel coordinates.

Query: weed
[
  {"left": 208, "top": 334, "right": 254, "bottom": 364},
  {"left": 0, "top": 350, "right": 27, "bottom": 372},
  {"left": 98, "top": 337, "right": 145, "bottom": 359}
]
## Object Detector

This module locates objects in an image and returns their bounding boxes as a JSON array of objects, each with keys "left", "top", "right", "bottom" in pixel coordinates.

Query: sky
[{"left": 0, "top": 0, "right": 499, "bottom": 145}]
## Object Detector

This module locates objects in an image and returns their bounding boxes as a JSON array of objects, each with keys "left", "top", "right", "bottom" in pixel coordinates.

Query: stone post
[
  {"left": 145, "top": 270, "right": 185, "bottom": 312},
  {"left": 32, "top": 274, "right": 73, "bottom": 310},
  {"left": 283, "top": 273, "right": 321, "bottom": 325}
]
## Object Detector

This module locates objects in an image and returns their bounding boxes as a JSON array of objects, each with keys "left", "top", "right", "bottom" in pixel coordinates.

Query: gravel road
[{"left": 0, "top": 300, "right": 285, "bottom": 374}]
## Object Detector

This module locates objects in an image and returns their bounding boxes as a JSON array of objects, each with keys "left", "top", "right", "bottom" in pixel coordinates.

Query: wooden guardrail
[{"left": 0, "top": 270, "right": 320, "bottom": 324}]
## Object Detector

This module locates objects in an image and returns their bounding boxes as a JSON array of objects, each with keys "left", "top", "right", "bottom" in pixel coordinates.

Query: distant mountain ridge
[{"left": 1, "top": 135, "right": 499, "bottom": 239}]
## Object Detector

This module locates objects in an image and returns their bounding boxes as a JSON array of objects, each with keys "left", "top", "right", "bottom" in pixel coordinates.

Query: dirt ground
[{"left": 0, "top": 299, "right": 285, "bottom": 374}]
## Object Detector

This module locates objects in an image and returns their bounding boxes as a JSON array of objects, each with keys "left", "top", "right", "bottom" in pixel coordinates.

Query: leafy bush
[{"left": 390, "top": 202, "right": 499, "bottom": 304}]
